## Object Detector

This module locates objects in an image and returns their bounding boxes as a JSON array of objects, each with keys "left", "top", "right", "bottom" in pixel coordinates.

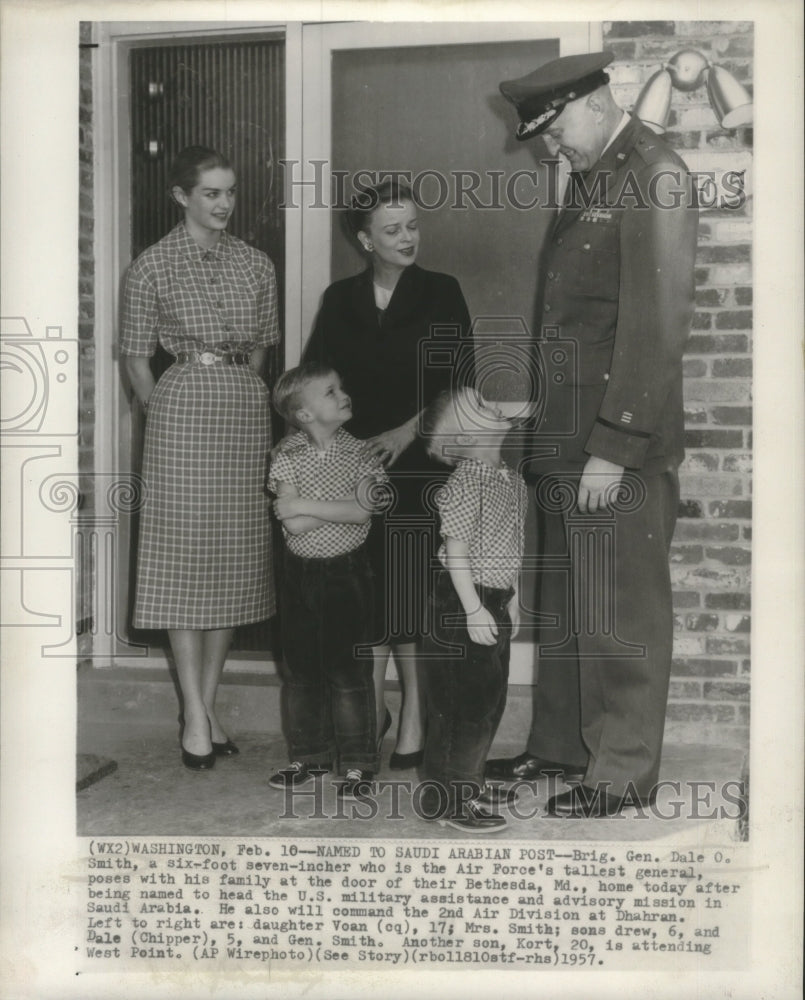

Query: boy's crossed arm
[
  {"left": 272, "top": 479, "right": 374, "bottom": 534},
  {"left": 443, "top": 537, "right": 520, "bottom": 646}
]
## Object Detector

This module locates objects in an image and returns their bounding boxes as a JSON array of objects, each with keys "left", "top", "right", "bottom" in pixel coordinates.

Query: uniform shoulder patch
[{"left": 632, "top": 130, "right": 687, "bottom": 172}]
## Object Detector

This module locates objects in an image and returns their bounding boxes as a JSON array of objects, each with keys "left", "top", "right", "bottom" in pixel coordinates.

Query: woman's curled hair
[{"left": 346, "top": 177, "right": 418, "bottom": 236}]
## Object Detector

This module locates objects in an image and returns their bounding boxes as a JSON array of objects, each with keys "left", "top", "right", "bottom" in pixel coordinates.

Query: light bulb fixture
[
  {"left": 706, "top": 64, "right": 753, "bottom": 128},
  {"left": 633, "top": 48, "right": 753, "bottom": 133},
  {"left": 633, "top": 69, "right": 673, "bottom": 134}
]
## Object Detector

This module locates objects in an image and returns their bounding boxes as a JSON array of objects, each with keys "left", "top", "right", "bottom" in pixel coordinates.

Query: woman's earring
[{"left": 363, "top": 242, "right": 374, "bottom": 252}]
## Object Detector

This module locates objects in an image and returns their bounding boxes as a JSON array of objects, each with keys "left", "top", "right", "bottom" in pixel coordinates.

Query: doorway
[
  {"left": 100, "top": 25, "right": 289, "bottom": 664},
  {"left": 129, "top": 34, "right": 285, "bottom": 655},
  {"left": 94, "top": 20, "right": 597, "bottom": 673}
]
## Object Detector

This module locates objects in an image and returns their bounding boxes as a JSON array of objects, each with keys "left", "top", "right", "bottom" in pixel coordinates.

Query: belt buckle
[{"left": 199, "top": 352, "right": 216, "bottom": 366}]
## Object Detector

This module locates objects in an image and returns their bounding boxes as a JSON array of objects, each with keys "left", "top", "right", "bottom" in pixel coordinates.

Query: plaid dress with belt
[{"left": 120, "top": 223, "right": 278, "bottom": 629}]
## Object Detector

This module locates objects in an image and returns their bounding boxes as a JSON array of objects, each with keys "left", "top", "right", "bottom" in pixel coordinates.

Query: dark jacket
[
  {"left": 535, "top": 114, "right": 698, "bottom": 474},
  {"left": 305, "top": 264, "right": 472, "bottom": 436},
  {"left": 304, "top": 264, "right": 473, "bottom": 514}
]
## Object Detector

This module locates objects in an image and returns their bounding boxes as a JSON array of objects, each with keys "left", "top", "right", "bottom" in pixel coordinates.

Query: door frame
[{"left": 93, "top": 20, "right": 299, "bottom": 668}]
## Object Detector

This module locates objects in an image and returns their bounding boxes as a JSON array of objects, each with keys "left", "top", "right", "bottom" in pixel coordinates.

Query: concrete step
[{"left": 78, "top": 664, "right": 748, "bottom": 750}]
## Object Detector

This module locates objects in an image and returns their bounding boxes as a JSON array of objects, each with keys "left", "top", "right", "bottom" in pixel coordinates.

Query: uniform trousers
[{"left": 526, "top": 469, "right": 679, "bottom": 800}]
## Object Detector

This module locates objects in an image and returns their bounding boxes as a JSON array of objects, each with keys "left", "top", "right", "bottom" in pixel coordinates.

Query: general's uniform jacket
[{"left": 537, "top": 114, "right": 699, "bottom": 474}]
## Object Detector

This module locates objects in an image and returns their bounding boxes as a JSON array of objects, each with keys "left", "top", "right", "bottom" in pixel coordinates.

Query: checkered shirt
[
  {"left": 120, "top": 223, "right": 279, "bottom": 357},
  {"left": 268, "top": 428, "right": 389, "bottom": 558},
  {"left": 436, "top": 458, "right": 527, "bottom": 589}
]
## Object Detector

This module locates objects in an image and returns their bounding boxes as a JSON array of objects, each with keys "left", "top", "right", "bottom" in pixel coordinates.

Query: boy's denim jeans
[
  {"left": 423, "top": 569, "right": 514, "bottom": 813},
  {"left": 280, "top": 545, "right": 377, "bottom": 772}
]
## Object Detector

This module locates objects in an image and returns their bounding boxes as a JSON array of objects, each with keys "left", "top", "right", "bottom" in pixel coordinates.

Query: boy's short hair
[
  {"left": 273, "top": 361, "right": 337, "bottom": 427},
  {"left": 420, "top": 389, "right": 463, "bottom": 465}
]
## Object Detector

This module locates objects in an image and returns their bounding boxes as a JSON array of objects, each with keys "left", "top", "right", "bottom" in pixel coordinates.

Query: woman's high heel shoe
[
  {"left": 181, "top": 746, "right": 216, "bottom": 770},
  {"left": 376, "top": 709, "right": 393, "bottom": 752},
  {"left": 180, "top": 716, "right": 216, "bottom": 770},
  {"left": 389, "top": 749, "right": 424, "bottom": 770},
  {"left": 212, "top": 739, "right": 240, "bottom": 757}
]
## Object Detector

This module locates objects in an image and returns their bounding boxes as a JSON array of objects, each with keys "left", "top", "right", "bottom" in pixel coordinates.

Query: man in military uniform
[{"left": 486, "top": 52, "right": 698, "bottom": 817}]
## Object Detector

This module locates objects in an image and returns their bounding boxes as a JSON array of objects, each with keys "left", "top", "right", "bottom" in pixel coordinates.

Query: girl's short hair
[
  {"left": 272, "top": 361, "right": 337, "bottom": 426},
  {"left": 346, "top": 178, "right": 418, "bottom": 236},
  {"left": 168, "top": 145, "right": 233, "bottom": 196}
]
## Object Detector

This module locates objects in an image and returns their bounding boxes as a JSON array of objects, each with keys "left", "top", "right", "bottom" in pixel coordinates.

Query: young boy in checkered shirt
[
  {"left": 267, "top": 362, "right": 388, "bottom": 800},
  {"left": 420, "top": 386, "right": 527, "bottom": 832}
]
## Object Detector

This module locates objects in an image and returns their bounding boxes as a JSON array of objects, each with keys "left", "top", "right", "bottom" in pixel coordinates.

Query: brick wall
[
  {"left": 78, "top": 20, "right": 95, "bottom": 652},
  {"left": 603, "top": 20, "right": 753, "bottom": 745}
]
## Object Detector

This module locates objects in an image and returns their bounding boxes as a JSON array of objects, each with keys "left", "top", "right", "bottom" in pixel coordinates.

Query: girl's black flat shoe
[
  {"left": 389, "top": 749, "right": 424, "bottom": 770},
  {"left": 181, "top": 747, "right": 216, "bottom": 770},
  {"left": 212, "top": 739, "right": 240, "bottom": 756}
]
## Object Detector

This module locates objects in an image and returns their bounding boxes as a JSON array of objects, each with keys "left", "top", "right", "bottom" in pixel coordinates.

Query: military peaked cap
[{"left": 500, "top": 51, "right": 614, "bottom": 141}]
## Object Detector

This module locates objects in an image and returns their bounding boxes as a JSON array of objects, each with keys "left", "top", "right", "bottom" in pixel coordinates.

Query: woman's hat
[{"left": 500, "top": 51, "right": 614, "bottom": 141}]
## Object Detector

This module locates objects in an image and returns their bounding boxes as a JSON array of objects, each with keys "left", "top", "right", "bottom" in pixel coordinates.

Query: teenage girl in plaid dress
[{"left": 121, "top": 147, "right": 279, "bottom": 771}]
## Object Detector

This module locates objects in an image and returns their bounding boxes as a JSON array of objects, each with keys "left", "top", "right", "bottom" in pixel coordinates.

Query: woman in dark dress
[
  {"left": 304, "top": 179, "right": 473, "bottom": 767},
  {"left": 121, "top": 146, "right": 278, "bottom": 770}
]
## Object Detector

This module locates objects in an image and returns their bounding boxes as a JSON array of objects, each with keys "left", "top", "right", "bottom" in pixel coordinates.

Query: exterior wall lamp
[{"left": 633, "top": 49, "right": 753, "bottom": 133}]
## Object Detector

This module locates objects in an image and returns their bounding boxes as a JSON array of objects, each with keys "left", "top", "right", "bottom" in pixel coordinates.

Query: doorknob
[{"left": 143, "top": 139, "right": 164, "bottom": 160}]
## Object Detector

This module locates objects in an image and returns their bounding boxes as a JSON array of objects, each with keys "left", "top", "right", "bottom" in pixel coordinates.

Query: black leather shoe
[
  {"left": 485, "top": 751, "right": 586, "bottom": 782},
  {"left": 212, "top": 739, "right": 239, "bottom": 757},
  {"left": 439, "top": 799, "right": 507, "bottom": 833},
  {"left": 181, "top": 746, "right": 216, "bottom": 771},
  {"left": 546, "top": 785, "right": 650, "bottom": 818},
  {"left": 389, "top": 749, "right": 424, "bottom": 770}
]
